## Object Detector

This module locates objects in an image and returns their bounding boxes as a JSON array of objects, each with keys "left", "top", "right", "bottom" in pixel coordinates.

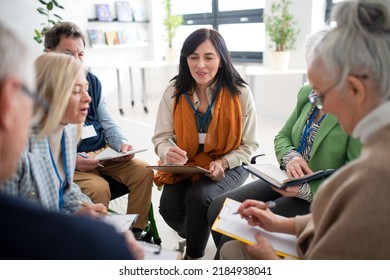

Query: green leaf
[
  {"left": 263, "top": 0, "right": 300, "bottom": 51},
  {"left": 53, "top": 14, "right": 63, "bottom": 20},
  {"left": 47, "top": 2, "right": 53, "bottom": 10},
  {"left": 38, "top": 0, "right": 47, "bottom": 5},
  {"left": 37, "top": 7, "right": 47, "bottom": 15},
  {"left": 52, "top": 0, "right": 63, "bottom": 9},
  {"left": 34, "top": 37, "right": 43, "bottom": 44}
]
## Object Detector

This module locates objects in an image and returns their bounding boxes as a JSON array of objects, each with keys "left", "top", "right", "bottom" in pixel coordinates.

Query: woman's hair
[
  {"left": 309, "top": 0, "right": 390, "bottom": 101},
  {"left": 304, "top": 28, "right": 330, "bottom": 63},
  {"left": 34, "top": 53, "right": 85, "bottom": 139},
  {"left": 173, "top": 28, "right": 246, "bottom": 97}
]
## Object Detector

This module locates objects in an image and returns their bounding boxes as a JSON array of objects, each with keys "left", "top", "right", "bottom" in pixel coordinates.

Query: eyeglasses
[
  {"left": 309, "top": 74, "right": 369, "bottom": 110},
  {"left": 20, "top": 84, "right": 49, "bottom": 112}
]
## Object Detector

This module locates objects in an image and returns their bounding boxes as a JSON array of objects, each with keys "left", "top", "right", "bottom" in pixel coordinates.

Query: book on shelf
[
  {"left": 117, "top": 29, "right": 139, "bottom": 45},
  {"left": 132, "top": 2, "right": 148, "bottom": 22},
  {"left": 96, "top": 3, "right": 113, "bottom": 22},
  {"left": 87, "top": 29, "right": 106, "bottom": 47},
  {"left": 115, "top": 1, "right": 133, "bottom": 22},
  {"left": 146, "top": 164, "right": 211, "bottom": 174},
  {"left": 244, "top": 163, "right": 335, "bottom": 189},
  {"left": 212, "top": 198, "right": 298, "bottom": 258},
  {"left": 105, "top": 31, "right": 119, "bottom": 45}
]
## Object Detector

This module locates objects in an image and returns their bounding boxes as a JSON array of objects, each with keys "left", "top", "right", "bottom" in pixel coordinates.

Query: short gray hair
[{"left": 309, "top": 0, "right": 390, "bottom": 101}]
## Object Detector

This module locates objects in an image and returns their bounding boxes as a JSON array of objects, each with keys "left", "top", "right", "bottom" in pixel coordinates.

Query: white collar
[{"left": 353, "top": 100, "right": 390, "bottom": 143}]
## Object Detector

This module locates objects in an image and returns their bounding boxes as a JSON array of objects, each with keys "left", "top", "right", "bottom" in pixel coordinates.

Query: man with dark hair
[{"left": 44, "top": 22, "right": 153, "bottom": 239}]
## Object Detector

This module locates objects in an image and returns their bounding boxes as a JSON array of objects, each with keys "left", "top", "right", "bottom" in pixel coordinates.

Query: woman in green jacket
[{"left": 207, "top": 83, "right": 361, "bottom": 259}]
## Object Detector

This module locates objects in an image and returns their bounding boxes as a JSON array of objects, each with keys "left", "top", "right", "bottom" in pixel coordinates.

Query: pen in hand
[
  {"left": 78, "top": 152, "right": 104, "bottom": 168},
  {"left": 232, "top": 201, "right": 276, "bottom": 215},
  {"left": 168, "top": 138, "right": 188, "bottom": 162}
]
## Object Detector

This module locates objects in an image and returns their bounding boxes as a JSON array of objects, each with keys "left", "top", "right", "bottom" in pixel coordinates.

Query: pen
[
  {"left": 232, "top": 200, "right": 276, "bottom": 215},
  {"left": 168, "top": 138, "right": 188, "bottom": 161},
  {"left": 78, "top": 152, "right": 104, "bottom": 168},
  {"left": 250, "top": 153, "right": 266, "bottom": 164}
]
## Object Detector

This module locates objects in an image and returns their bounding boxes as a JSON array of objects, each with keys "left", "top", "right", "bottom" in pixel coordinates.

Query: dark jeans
[
  {"left": 159, "top": 166, "right": 248, "bottom": 258},
  {"left": 207, "top": 178, "right": 310, "bottom": 259}
]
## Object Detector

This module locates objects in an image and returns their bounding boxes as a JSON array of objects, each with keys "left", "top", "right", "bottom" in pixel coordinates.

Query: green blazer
[{"left": 274, "top": 84, "right": 361, "bottom": 195}]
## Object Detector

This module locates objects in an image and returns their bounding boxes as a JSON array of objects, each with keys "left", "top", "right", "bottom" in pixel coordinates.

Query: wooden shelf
[{"left": 89, "top": 43, "right": 149, "bottom": 49}]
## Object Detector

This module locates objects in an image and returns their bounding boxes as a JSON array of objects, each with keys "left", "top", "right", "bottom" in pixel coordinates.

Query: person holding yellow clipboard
[{"left": 220, "top": 0, "right": 390, "bottom": 260}]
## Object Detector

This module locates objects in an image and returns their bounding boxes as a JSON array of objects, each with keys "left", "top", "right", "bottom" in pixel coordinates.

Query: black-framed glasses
[
  {"left": 20, "top": 84, "right": 49, "bottom": 112},
  {"left": 309, "top": 74, "right": 369, "bottom": 110}
]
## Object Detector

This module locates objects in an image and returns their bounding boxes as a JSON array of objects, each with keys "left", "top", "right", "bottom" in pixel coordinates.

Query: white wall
[
  {"left": 0, "top": 0, "right": 326, "bottom": 118},
  {"left": 254, "top": 0, "right": 327, "bottom": 122}
]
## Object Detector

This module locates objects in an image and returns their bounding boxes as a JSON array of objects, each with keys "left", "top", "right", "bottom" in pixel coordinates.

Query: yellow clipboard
[{"left": 211, "top": 198, "right": 299, "bottom": 259}]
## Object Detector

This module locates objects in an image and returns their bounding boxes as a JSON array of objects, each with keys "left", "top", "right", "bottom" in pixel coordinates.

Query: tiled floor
[{"left": 106, "top": 89, "right": 285, "bottom": 260}]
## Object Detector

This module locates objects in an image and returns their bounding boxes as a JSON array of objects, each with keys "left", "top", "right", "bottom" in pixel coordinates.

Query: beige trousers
[
  {"left": 219, "top": 240, "right": 255, "bottom": 260},
  {"left": 74, "top": 154, "right": 153, "bottom": 229}
]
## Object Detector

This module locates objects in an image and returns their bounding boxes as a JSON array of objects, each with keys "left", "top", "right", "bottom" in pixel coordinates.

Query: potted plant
[
  {"left": 264, "top": 0, "right": 300, "bottom": 70},
  {"left": 162, "top": 0, "right": 183, "bottom": 62},
  {"left": 33, "top": 0, "right": 64, "bottom": 44}
]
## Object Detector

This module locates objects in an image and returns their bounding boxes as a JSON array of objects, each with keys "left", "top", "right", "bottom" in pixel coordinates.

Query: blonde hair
[{"left": 34, "top": 53, "right": 85, "bottom": 139}]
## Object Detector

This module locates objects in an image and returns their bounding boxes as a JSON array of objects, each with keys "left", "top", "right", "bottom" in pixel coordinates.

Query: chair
[{"left": 102, "top": 175, "right": 161, "bottom": 245}]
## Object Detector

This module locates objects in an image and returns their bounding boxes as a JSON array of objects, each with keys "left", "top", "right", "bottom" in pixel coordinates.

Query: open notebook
[
  {"left": 244, "top": 163, "right": 335, "bottom": 189},
  {"left": 212, "top": 198, "right": 298, "bottom": 258},
  {"left": 100, "top": 214, "right": 138, "bottom": 233},
  {"left": 95, "top": 147, "right": 148, "bottom": 161}
]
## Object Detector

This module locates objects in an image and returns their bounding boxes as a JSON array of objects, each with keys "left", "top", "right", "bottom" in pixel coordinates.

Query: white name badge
[
  {"left": 81, "top": 125, "right": 97, "bottom": 139},
  {"left": 198, "top": 133, "right": 207, "bottom": 144}
]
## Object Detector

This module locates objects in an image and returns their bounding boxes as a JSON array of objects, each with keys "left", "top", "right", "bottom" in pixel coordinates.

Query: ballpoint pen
[
  {"left": 78, "top": 152, "right": 104, "bottom": 168},
  {"left": 232, "top": 200, "right": 276, "bottom": 215},
  {"left": 168, "top": 138, "right": 188, "bottom": 162}
]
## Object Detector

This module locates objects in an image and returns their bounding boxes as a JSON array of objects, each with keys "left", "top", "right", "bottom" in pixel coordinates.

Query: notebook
[
  {"left": 146, "top": 164, "right": 211, "bottom": 174},
  {"left": 244, "top": 163, "right": 335, "bottom": 189},
  {"left": 212, "top": 198, "right": 298, "bottom": 258},
  {"left": 101, "top": 213, "right": 138, "bottom": 233},
  {"left": 95, "top": 147, "right": 147, "bottom": 161}
]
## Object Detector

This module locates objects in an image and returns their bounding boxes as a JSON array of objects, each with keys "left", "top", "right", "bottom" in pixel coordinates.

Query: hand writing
[{"left": 166, "top": 147, "right": 188, "bottom": 165}]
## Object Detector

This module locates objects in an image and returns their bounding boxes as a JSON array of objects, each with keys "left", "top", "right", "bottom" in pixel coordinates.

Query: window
[
  {"left": 325, "top": 0, "right": 346, "bottom": 24},
  {"left": 170, "top": 0, "right": 265, "bottom": 63}
]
